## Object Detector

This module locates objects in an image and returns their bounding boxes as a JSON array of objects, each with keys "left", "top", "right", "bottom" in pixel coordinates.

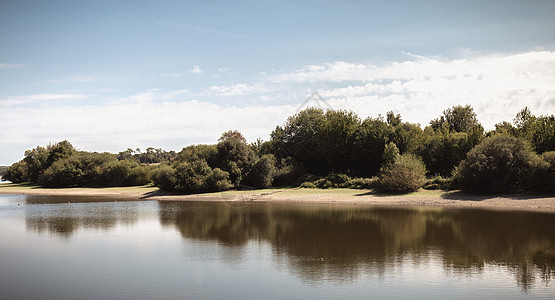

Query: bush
[
  {"left": 2, "top": 162, "right": 28, "bottom": 183},
  {"left": 273, "top": 157, "right": 306, "bottom": 186},
  {"left": 205, "top": 168, "right": 232, "bottom": 191},
  {"left": 453, "top": 135, "right": 545, "bottom": 193},
  {"left": 152, "top": 165, "right": 176, "bottom": 191},
  {"left": 377, "top": 154, "right": 427, "bottom": 193},
  {"left": 350, "top": 177, "right": 379, "bottom": 189},
  {"left": 539, "top": 151, "right": 555, "bottom": 193},
  {"left": 423, "top": 176, "right": 453, "bottom": 190},
  {"left": 155, "top": 159, "right": 232, "bottom": 193},
  {"left": 299, "top": 181, "right": 317, "bottom": 188}
]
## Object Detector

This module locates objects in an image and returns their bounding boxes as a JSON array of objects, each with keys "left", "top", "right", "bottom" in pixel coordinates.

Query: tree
[
  {"left": 249, "top": 154, "right": 277, "bottom": 188},
  {"left": 278, "top": 108, "right": 326, "bottom": 174},
  {"left": 431, "top": 105, "right": 480, "bottom": 133},
  {"left": 381, "top": 142, "right": 399, "bottom": 170},
  {"left": 531, "top": 115, "right": 555, "bottom": 154},
  {"left": 386, "top": 111, "right": 401, "bottom": 127},
  {"left": 453, "top": 135, "right": 545, "bottom": 193},
  {"left": 418, "top": 129, "right": 477, "bottom": 177},
  {"left": 218, "top": 130, "right": 247, "bottom": 143},
  {"left": 2, "top": 162, "right": 28, "bottom": 183},
  {"left": 216, "top": 131, "right": 256, "bottom": 186},
  {"left": 22, "top": 146, "right": 49, "bottom": 183},
  {"left": 317, "top": 110, "right": 360, "bottom": 174},
  {"left": 352, "top": 117, "right": 392, "bottom": 177}
]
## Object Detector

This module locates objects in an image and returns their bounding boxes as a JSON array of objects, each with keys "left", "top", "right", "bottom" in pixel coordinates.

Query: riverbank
[{"left": 1, "top": 182, "right": 554, "bottom": 212}]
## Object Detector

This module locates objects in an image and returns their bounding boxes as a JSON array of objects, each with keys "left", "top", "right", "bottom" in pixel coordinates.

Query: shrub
[
  {"left": 152, "top": 165, "right": 176, "bottom": 191},
  {"left": 299, "top": 181, "right": 317, "bottom": 188},
  {"left": 273, "top": 157, "right": 306, "bottom": 186},
  {"left": 377, "top": 154, "right": 427, "bottom": 193},
  {"left": 538, "top": 151, "right": 555, "bottom": 193},
  {"left": 349, "top": 177, "right": 379, "bottom": 189},
  {"left": 125, "top": 165, "right": 150, "bottom": 186},
  {"left": 453, "top": 135, "right": 544, "bottom": 193},
  {"left": 41, "top": 158, "right": 84, "bottom": 187},
  {"left": 205, "top": 168, "right": 232, "bottom": 191},
  {"left": 2, "top": 162, "right": 28, "bottom": 183},
  {"left": 423, "top": 176, "right": 453, "bottom": 190}
]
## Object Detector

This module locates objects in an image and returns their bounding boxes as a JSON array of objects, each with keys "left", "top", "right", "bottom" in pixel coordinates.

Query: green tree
[
  {"left": 279, "top": 108, "right": 326, "bottom": 174},
  {"left": 531, "top": 115, "right": 555, "bottom": 154},
  {"left": 352, "top": 116, "right": 392, "bottom": 177},
  {"left": 381, "top": 142, "right": 400, "bottom": 170},
  {"left": 152, "top": 165, "right": 176, "bottom": 191},
  {"left": 317, "top": 110, "right": 360, "bottom": 174},
  {"left": 431, "top": 105, "right": 480, "bottom": 133},
  {"left": 2, "top": 161, "right": 28, "bottom": 183},
  {"left": 453, "top": 135, "right": 545, "bottom": 193},
  {"left": 249, "top": 154, "right": 278, "bottom": 188},
  {"left": 215, "top": 131, "right": 255, "bottom": 186}
]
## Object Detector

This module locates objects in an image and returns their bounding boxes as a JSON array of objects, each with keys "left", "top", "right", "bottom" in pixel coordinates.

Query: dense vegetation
[
  {"left": 0, "top": 166, "right": 8, "bottom": 178},
  {"left": 3, "top": 105, "right": 554, "bottom": 194}
]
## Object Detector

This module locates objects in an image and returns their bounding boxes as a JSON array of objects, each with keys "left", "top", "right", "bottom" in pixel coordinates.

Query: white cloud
[
  {"left": 1, "top": 50, "right": 554, "bottom": 164},
  {"left": 208, "top": 83, "right": 268, "bottom": 96},
  {"left": 0, "top": 90, "right": 295, "bottom": 163},
  {"left": 0, "top": 63, "right": 23, "bottom": 68},
  {"left": 272, "top": 51, "right": 555, "bottom": 129},
  {"left": 191, "top": 65, "right": 202, "bottom": 74}
]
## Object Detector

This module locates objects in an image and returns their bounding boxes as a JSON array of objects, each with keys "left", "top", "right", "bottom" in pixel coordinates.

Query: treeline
[{"left": 3, "top": 105, "right": 554, "bottom": 194}]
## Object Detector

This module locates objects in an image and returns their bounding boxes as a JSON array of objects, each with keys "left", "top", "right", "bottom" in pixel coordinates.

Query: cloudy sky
[{"left": 1, "top": 0, "right": 554, "bottom": 165}]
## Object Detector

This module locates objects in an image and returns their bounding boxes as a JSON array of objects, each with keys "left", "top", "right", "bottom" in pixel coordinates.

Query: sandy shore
[{"left": 1, "top": 183, "right": 554, "bottom": 212}]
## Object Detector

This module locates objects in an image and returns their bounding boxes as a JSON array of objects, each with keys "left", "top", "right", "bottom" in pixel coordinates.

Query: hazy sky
[{"left": 1, "top": 0, "right": 554, "bottom": 165}]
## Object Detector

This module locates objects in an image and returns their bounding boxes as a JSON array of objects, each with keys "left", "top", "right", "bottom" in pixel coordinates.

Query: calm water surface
[{"left": 0, "top": 194, "right": 554, "bottom": 299}]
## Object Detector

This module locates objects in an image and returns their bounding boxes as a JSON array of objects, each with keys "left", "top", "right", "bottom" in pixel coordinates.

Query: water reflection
[
  {"left": 159, "top": 202, "right": 555, "bottom": 290},
  {"left": 24, "top": 196, "right": 144, "bottom": 238}
]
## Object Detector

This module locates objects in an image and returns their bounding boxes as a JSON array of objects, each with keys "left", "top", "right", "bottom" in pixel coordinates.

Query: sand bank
[{"left": 1, "top": 183, "right": 554, "bottom": 212}]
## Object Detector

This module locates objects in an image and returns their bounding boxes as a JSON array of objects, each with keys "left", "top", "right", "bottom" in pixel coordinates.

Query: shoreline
[{"left": 1, "top": 183, "right": 554, "bottom": 213}]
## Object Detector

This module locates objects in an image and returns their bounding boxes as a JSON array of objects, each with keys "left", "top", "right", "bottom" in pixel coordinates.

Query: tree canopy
[{"left": 3, "top": 104, "right": 554, "bottom": 195}]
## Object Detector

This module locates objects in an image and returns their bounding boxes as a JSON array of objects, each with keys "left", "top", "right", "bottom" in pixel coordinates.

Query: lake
[{"left": 0, "top": 194, "right": 553, "bottom": 299}]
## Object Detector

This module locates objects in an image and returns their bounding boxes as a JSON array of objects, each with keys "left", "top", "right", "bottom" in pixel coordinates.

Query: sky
[{"left": 1, "top": 0, "right": 554, "bottom": 165}]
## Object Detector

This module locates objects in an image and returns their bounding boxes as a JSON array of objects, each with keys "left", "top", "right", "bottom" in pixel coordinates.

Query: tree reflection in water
[
  {"left": 158, "top": 201, "right": 555, "bottom": 291},
  {"left": 25, "top": 196, "right": 141, "bottom": 238}
]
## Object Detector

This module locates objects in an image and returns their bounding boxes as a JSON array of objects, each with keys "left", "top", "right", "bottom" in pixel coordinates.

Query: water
[{"left": 0, "top": 194, "right": 553, "bottom": 299}]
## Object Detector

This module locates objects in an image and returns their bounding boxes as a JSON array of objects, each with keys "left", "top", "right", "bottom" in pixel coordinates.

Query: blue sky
[{"left": 1, "top": 0, "right": 555, "bottom": 165}]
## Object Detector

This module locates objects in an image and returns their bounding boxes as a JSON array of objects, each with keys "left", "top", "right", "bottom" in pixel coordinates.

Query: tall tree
[{"left": 431, "top": 105, "right": 480, "bottom": 133}]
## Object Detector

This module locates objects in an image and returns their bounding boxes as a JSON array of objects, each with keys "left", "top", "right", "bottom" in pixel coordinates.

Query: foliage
[
  {"left": 298, "top": 173, "right": 378, "bottom": 190},
  {"left": 248, "top": 154, "right": 277, "bottom": 188},
  {"left": 0, "top": 166, "right": 8, "bottom": 177},
  {"left": 152, "top": 165, "right": 176, "bottom": 191},
  {"left": 453, "top": 135, "right": 545, "bottom": 193},
  {"left": 539, "top": 151, "right": 555, "bottom": 193},
  {"left": 423, "top": 176, "right": 453, "bottom": 190},
  {"left": 4, "top": 104, "right": 554, "bottom": 194},
  {"left": 418, "top": 130, "right": 479, "bottom": 177},
  {"left": 273, "top": 157, "right": 306, "bottom": 186},
  {"left": 431, "top": 105, "right": 480, "bottom": 133},
  {"left": 381, "top": 142, "right": 400, "bottom": 170},
  {"left": 118, "top": 147, "right": 176, "bottom": 164},
  {"left": 377, "top": 154, "right": 427, "bottom": 193},
  {"left": 172, "top": 159, "right": 231, "bottom": 193},
  {"left": 2, "top": 162, "right": 28, "bottom": 183},
  {"left": 215, "top": 131, "right": 255, "bottom": 186}
]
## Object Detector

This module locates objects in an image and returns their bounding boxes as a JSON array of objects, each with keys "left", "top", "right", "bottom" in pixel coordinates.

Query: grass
[
  {"left": 0, "top": 182, "right": 447, "bottom": 199},
  {"left": 0, "top": 182, "right": 159, "bottom": 194}
]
